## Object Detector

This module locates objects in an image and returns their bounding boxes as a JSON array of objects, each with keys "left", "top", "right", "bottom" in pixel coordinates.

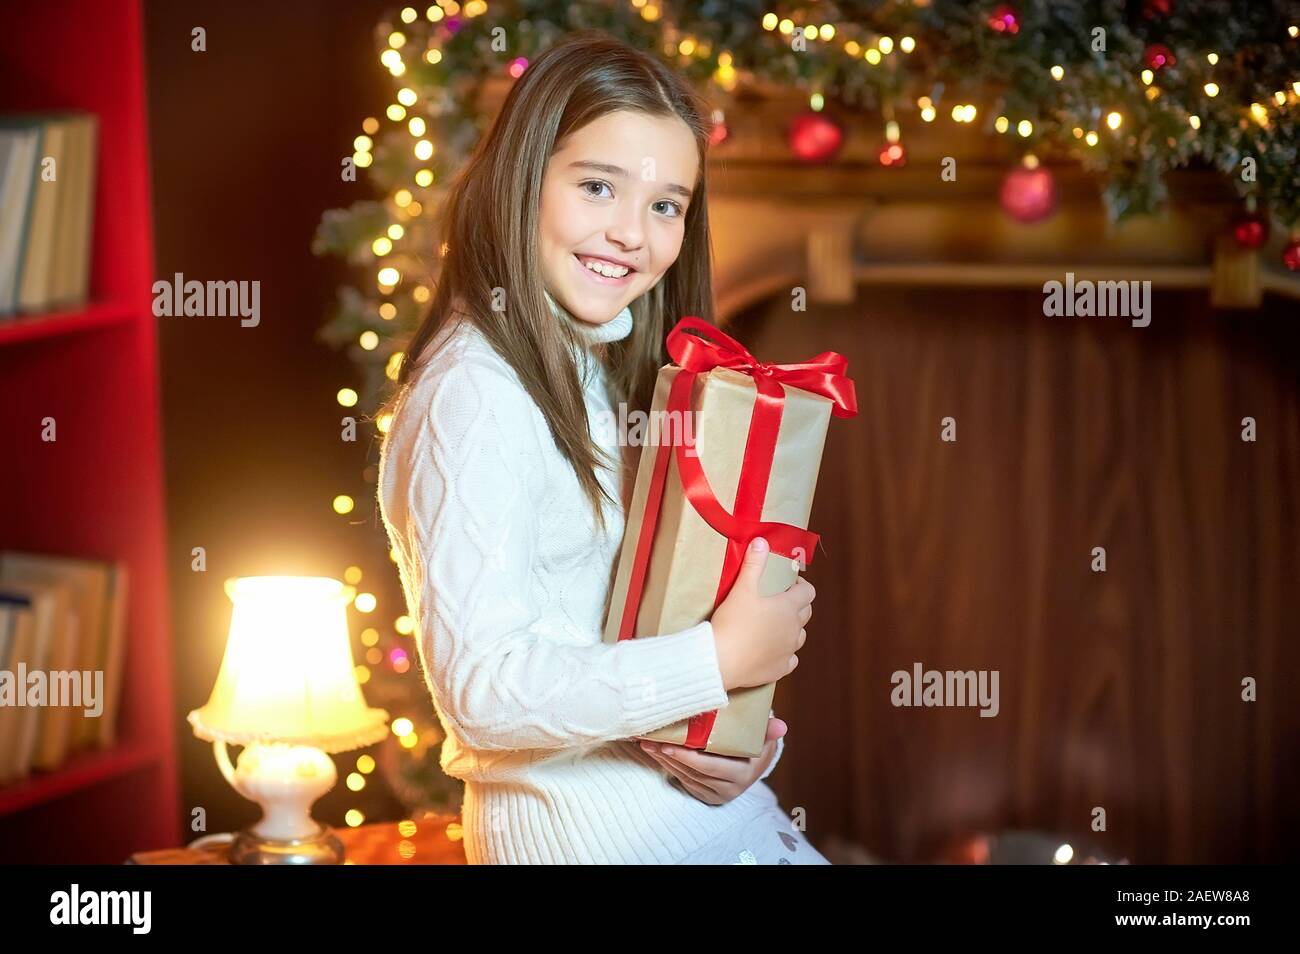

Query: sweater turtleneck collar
[{"left": 545, "top": 289, "right": 634, "bottom": 348}]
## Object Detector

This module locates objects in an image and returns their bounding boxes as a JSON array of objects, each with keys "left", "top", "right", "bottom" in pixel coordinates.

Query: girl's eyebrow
[{"left": 567, "top": 159, "right": 694, "bottom": 200}]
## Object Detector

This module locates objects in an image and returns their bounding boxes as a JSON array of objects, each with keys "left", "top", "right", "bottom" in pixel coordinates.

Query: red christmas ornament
[
  {"left": 1000, "top": 163, "right": 1057, "bottom": 223},
  {"left": 988, "top": 4, "right": 1020, "bottom": 34},
  {"left": 1232, "top": 214, "right": 1268, "bottom": 249},
  {"left": 709, "top": 119, "right": 729, "bottom": 147},
  {"left": 1142, "top": 0, "right": 1173, "bottom": 19},
  {"left": 1143, "top": 43, "right": 1176, "bottom": 70},
  {"left": 1283, "top": 238, "right": 1300, "bottom": 271},
  {"left": 787, "top": 111, "right": 843, "bottom": 163}
]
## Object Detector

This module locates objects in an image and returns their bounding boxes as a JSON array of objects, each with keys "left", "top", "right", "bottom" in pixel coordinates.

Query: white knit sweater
[{"left": 376, "top": 292, "right": 783, "bottom": 864}]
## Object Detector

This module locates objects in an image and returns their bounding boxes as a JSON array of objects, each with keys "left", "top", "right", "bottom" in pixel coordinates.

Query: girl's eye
[{"left": 580, "top": 180, "right": 684, "bottom": 218}]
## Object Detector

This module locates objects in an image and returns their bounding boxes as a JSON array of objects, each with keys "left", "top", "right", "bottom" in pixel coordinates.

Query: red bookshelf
[
  {"left": 0, "top": 301, "right": 137, "bottom": 347},
  {"left": 0, "top": 0, "right": 180, "bottom": 861}
]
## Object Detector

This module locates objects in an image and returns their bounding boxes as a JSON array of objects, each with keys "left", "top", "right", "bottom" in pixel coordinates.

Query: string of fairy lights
[{"left": 311, "top": 0, "right": 1300, "bottom": 824}]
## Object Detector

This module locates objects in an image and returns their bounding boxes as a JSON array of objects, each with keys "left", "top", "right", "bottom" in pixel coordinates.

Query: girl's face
[{"left": 539, "top": 109, "right": 700, "bottom": 328}]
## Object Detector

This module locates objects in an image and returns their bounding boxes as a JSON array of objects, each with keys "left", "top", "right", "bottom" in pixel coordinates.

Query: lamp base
[{"left": 229, "top": 823, "right": 345, "bottom": 865}]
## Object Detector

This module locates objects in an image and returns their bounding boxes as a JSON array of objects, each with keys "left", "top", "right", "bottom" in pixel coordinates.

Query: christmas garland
[{"left": 314, "top": 0, "right": 1298, "bottom": 417}]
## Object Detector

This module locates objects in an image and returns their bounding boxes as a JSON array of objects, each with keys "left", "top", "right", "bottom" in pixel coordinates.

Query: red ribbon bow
[
  {"left": 666, "top": 316, "right": 858, "bottom": 420},
  {"left": 619, "top": 317, "right": 857, "bottom": 751}
]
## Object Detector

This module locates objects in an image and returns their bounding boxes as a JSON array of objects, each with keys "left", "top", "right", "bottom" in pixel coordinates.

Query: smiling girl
[{"left": 376, "top": 31, "right": 827, "bottom": 864}]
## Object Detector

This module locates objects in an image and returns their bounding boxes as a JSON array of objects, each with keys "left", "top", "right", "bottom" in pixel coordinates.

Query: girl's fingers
[
  {"left": 671, "top": 751, "right": 758, "bottom": 791},
  {"left": 655, "top": 748, "right": 733, "bottom": 787},
  {"left": 652, "top": 743, "right": 747, "bottom": 783},
  {"left": 656, "top": 752, "right": 723, "bottom": 797},
  {"left": 674, "top": 775, "right": 725, "bottom": 805}
]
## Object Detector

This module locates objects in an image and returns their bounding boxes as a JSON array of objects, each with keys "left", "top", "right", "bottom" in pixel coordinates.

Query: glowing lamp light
[{"left": 187, "top": 577, "right": 388, "bottom": 863}]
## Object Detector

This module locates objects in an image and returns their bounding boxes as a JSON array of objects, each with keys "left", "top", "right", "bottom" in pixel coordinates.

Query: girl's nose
[{"left": 606, "top": 206, "right": 645, "bottom": 251}]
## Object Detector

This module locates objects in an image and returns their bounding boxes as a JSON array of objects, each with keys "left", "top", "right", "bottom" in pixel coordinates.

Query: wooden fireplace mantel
[{"left": 474, "top": 75, "right": 1300, "bottom": 316}]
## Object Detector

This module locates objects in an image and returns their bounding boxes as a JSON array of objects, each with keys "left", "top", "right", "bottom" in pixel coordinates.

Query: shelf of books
[{"left": 0, "top": 0, "right": 180, "bottom": 862}]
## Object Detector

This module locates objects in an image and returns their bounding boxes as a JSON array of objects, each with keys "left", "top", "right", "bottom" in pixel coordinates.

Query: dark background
[
  {"left": 736, "top": 287, "right": 1300, "bottom": 864},
  {"left": 145, "top": 0, "right": 405, "bottom": 837}
]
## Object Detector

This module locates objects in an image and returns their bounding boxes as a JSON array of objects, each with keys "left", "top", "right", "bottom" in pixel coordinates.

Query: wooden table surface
[{"left": 127, "top": 812, "right": 468, "bottom": 865}]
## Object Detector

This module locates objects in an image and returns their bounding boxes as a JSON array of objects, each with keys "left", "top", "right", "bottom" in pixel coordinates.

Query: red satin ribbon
[{"left": 617, "top": 317, "right": 857, "bottom": 750}]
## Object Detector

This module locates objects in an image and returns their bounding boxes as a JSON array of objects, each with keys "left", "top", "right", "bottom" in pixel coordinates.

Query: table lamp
[{"left": 187, "top": 575, "right": 389, "bottom": 864}]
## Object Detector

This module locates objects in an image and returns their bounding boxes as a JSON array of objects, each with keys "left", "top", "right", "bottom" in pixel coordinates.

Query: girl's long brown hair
[{"left": 379, "top": 29, "right": 716, "bottom": 534}]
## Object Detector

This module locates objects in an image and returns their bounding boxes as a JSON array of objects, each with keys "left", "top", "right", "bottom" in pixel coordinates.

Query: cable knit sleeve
[{"left": 394, "top": 352, "right": 731, "bottom": 753}]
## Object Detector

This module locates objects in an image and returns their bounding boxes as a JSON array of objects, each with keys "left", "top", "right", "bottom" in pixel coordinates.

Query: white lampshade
[{"left": 188, "top": 576, "right": 388, "bottom": 753}]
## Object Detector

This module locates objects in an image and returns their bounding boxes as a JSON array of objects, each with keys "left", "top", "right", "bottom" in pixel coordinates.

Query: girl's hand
[
  {"left": 638, "top": 715, "right": 787, "bottom": 805},
  {"left": 710, "top": 537, "right": 814, "bottom": 691}
]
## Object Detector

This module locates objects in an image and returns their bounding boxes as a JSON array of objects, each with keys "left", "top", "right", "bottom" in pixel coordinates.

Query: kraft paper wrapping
[{"left": 601, "top": 363, "right": 833, "bottom": 757}]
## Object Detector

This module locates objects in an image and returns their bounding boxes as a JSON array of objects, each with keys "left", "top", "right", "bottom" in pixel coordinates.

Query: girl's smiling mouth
[{"left": 574, "top": 253, "right": 637, "bottom": 285}]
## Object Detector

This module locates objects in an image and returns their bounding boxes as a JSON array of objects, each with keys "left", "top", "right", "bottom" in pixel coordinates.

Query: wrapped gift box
[{"left": 602, "top": 317, "right": 856, "bottom": 757}]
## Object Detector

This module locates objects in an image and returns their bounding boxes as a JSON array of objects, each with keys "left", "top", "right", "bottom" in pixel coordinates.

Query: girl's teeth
[{"left": 581, "top": 257, "right": 629, "bottom": 278}]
